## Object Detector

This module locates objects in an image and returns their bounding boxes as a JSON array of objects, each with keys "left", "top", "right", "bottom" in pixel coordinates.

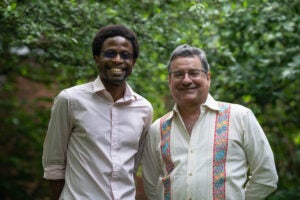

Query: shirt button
[
  {"left": 188, "top": 198, "right": 192, "bottom": 200},
  {"left": 189, "top": 173, "right": 193, "bottom": 176}
]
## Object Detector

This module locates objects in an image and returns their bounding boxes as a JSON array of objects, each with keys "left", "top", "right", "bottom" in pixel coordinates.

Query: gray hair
[{"left": 167, "top": 44, "right": 210, "bottom": 72}]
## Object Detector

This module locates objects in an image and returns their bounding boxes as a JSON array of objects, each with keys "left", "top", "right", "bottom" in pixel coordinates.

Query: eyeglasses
[
  {"left": 101, "top": 50, "right": 133, "bottom": 60},
  {"left": 169, "top": 69, "right": 207, "bottom": 80}
]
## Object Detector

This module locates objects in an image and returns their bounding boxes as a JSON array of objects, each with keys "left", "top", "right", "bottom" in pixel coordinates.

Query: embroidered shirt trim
[
  {"left": 160, "top": 111, "right": 173, "bottom": 200},
  {"left": 213, "top": 103, "right": 231, "bottom": 200},
  {"left": 160, "top": 103, "right": 231, "bottom": 200}
]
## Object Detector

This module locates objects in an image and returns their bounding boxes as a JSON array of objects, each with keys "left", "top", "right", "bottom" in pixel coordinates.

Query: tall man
[
  {"left": 142, "top": 44, "right": 277, "bottom": 200},
  {"left": 42, "top": 24, "right": 153, "bottom": 200}
]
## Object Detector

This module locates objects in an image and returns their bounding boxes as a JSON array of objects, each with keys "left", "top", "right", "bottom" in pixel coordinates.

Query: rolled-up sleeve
[
  {"left": 42, "top": 90, "right": 73, "bottom": 180},
  {"left": 244, "top": 109, "right": 278, "bottom": 199}
]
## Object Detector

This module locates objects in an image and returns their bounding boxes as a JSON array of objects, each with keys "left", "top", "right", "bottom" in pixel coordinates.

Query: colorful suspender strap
[
  {"left": 213, "top": 102, "right": 231, "bottom": 200},
  {"left": 160, "top": 111, "right": 174, "bottom": 200}
]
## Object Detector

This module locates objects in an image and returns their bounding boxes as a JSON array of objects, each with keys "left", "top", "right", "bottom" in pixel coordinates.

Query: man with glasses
[
  {"left": 142, "top": 44, "right": 277, "bottom": 200},
  {"left": 42, "top": 24, "right": 153, "bottom": 199}
]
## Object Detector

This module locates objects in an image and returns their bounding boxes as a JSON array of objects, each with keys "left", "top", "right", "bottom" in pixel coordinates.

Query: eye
[
  {"left": 173, "top": 72, "right": 185, "bottom": 78},
  {"left": 119, "top": 51, "right": 133, "bottom": 59},
  {"left": 103, "top": 50, "right": 117, "bottom": 58},
  {"left": 188, "top": 70, "right": 200, "bottom": 77}
]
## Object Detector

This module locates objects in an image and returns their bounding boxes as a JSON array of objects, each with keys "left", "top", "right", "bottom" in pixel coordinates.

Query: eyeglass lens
[
  {"left": 170, "top": 69, "right": 206, "bottom": 79},
  {"left": 102, "top": 50, "right": 133, "bottom": 60}
]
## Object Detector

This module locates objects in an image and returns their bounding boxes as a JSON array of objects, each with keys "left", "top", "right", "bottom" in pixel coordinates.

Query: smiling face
[
  {"left": 94, "top": 36, "right": 135, "bottom": 89},
  {"left": 168, "top": 56, "right": 211, "bottom": 108}
]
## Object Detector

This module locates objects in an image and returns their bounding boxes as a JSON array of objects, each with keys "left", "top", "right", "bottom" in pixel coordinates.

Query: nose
[
  {"left": 112, "top": 54, "right": 123, "bottom": 63},
  {"left": 183, "top": 72, "right": 193, "bottom": 80},
  {"left": 182, "top": 73, "right": 193, "bottom": 84}
]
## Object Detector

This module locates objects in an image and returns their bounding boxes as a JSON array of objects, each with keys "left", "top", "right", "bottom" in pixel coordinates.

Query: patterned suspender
[
  {"left": 160, "top": 112, "right": 174, "bottom": 200},
  {"left": 213, "top": 102, "right": 231, "bottom": 200},
  {"left": 160, "top": 103, "right": 231, "bottom": 200}
]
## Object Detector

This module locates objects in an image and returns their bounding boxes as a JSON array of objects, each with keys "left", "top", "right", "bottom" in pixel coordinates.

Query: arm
[
  {"left": 141, "top": 121, "right": 162, "bottom": 200},
  {"left": 134, "top": 106, "right": 153, "bottom": 175},
  {"left": 49, "top": 179, "right": 65, "bottom": 200},
  {"left": 42, "top": 91, "right": 73, "bottom": 198},
  {"left": 244, "top": 110, "right": 278, "bottom": 199}
]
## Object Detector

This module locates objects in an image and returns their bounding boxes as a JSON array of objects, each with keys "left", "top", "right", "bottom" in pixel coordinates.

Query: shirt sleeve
[
  {"left": 42, "top": 90, "right": 73, "bottom": 180},
  {"left": 141, "top": 120, "right": 162, "bottom": 200},
  {"left": 134, "top": 104, "right": 153, "bottom": 175},
  {"left": 243, "top": 109, "right": 278, "bottom": 199}
]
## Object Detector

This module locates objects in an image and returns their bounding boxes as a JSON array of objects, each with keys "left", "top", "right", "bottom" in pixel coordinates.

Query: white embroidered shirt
[{"left": 142, "top": 94, "right": 277, "bottom": 200}]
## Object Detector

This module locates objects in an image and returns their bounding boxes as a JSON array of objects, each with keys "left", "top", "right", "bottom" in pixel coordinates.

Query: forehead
[
  {"left": 170, "top": 56, "right": 202, "bottom": 70},
  {"left": 102, "top": 36, "right": 133, "bottom": 51}
]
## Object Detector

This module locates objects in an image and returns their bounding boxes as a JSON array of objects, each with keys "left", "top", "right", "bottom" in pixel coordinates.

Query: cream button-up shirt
[
  {"left": 42, "top": 76, "right": 153, "bottom": 200},
  {"left": 142, "top": 94, "right": 277, "bottom": 200}
]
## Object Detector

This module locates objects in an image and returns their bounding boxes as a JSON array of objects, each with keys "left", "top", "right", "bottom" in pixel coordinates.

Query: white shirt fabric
[
  {"left": 42, "top": 76, "right": 153, "bottom": 200},
  {"left": 142, "top": 94, "right": 278, "bottom": 200}
]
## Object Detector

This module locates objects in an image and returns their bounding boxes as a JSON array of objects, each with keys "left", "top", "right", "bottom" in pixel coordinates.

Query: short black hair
[
  {"left": 92, "top": 24, "right": 139, "bottom": 59},
  {"left": 167, "top": 44, "right": 210, "bottom": 72}
]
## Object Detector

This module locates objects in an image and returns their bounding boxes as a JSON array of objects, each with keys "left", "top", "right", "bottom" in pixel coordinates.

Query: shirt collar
[
  {"left": 92, "top": 76, "right": 106, "bottom": 93},
  {"left": 92, "top": 76, "right": 137, "bottom": 103},
  {"left": 202, "top": 94, "right": 220, "bottom": 111}
]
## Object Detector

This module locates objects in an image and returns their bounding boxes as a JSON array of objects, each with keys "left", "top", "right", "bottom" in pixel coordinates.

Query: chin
[
  {"left": 101, "top": 77, "right": 126, "bottom": 86},
  {"left": 108, "top": 77, "right": 126, "bottom": 84},
  {"left": 111, "top": 81, "right": 125, "bottom": 85},
  {"left": 177, "top": 97, "right": 198, "bottom": 104}
]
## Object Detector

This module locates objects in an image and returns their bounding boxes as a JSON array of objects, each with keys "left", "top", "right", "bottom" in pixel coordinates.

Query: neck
[
  {"left": 103, "top": 81, "right": 126, "bottom": 102},
  {"left": 178, "top": 105, "right": 200, "bottom": 119},
  {"left": 178, "top": 104, "right": 201, "bottom": 135}
]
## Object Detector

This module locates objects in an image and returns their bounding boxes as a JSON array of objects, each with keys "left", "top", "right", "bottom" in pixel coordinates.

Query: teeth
[{"left": 110, "top": 68, "right": 122, "bottom": 73}]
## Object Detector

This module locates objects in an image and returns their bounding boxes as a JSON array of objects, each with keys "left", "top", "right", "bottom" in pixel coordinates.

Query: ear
[
  {"left": 205, "top": 70, "right": 210, "bottom": 78},
  {"left": 168, "top": 74, "right": 172, "bottom": 85},
  {"left": 132, "top": 59, "right": 136, "bottom": 66},
  {"left": 93, "top": 55, "right": 100, "bottom": 63},
  {"left": 207, "top": 71, "right": 211, "bottom": 85}
]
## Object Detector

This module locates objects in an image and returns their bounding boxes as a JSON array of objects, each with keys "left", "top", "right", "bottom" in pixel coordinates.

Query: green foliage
[{"left": 0, "top": 0, "right": 299, "bottom": 199}]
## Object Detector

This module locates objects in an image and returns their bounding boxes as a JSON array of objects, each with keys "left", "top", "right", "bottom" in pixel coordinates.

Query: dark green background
[{"left": 1, "top": 0, "right": 299, "bottom": 199}]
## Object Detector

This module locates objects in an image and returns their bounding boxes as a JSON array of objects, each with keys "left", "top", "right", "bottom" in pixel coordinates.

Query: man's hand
[{"left": 49, "top": 179, "right": 65, "bottom": 200}]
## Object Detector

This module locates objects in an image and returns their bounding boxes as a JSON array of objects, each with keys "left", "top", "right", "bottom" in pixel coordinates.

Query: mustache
[{"left": 178, "top": 85, "right": 197, "bottom": 90}]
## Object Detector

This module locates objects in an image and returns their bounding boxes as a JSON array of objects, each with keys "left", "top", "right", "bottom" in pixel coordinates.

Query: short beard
[
  {"left": 100, "top": 74, "right": 127, "bottom": 86},
  {"left": 106, "top": 78, "right": 125, "bottom": 85}
]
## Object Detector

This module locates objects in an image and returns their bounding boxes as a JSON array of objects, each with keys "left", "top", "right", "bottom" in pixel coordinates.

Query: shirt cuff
[{"left": 43, "top": 164, "right": 66, "bottom": 180}]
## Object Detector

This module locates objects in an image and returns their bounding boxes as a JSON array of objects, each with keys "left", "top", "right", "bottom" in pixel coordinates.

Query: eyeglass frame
[
  {"left": 169, "top": 68, "right": 207, "bottom": 80},
  {"left": 101, "top": 49, "right": 133, "bottom": 60}
]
